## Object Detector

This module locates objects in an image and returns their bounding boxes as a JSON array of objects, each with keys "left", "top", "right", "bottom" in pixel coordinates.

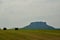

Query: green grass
[{"left": 0, "top": 30, "right": 60, "bottom": 40}]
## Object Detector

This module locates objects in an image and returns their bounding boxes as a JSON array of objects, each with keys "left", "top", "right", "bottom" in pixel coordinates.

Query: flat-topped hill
[{"left": 23, "top": 22, "right": 55, "bottom": 30}]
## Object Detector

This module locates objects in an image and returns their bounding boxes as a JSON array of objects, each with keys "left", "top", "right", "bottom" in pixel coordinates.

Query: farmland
[{"left": 0, "top": 30, "right": 60, "bottom": 40}]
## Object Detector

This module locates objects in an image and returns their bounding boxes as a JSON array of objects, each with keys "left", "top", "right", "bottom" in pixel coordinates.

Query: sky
[{"left": 0, "top": 0, "right": 60, "bottom": 29}]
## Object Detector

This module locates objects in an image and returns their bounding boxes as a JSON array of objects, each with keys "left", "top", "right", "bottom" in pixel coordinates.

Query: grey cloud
[{"left": 0, "top": 0, "right": 60, "bottom": 28}]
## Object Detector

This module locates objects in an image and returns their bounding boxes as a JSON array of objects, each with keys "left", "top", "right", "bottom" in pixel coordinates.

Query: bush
[
  {"left": 3, "top": 28, "right": 7, "bottom": 30},
  {"left": 15, "top": 28, "right": 18, "bottom": 30}
]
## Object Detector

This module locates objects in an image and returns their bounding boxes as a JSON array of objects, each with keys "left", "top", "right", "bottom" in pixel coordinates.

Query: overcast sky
[{"left": 0, "top": 0, "right": 60, "bottom": 28}]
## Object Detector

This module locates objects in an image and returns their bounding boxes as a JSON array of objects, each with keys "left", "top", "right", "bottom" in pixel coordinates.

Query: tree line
[{"left": 0, "top": 28, "right": 19, "bottom": 30}]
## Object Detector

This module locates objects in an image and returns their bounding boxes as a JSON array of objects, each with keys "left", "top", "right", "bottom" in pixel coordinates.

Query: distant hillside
[
  {"left": 55, "top": 28, "right": 60, "bottom": 30},
  {"left": 23, "top": 22, "right": 55, "bottom": 30}
]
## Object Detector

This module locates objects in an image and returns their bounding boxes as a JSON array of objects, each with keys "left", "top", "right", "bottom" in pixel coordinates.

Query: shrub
[
  {"left": 3, "top": 28, "right": 7, "bottom": 30},
  {"left": 15, "top": 28, "right": 18, "bottom": 30}
]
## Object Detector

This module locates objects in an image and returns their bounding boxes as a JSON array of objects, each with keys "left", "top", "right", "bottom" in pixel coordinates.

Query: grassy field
[{"left": 0, "top": 30, "right": 60, "bottom": 40}]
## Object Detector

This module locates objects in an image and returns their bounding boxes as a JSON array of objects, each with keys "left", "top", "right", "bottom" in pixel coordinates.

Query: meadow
[{"left": 0, "top": 30, "right": 60, "bottom": 40}]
